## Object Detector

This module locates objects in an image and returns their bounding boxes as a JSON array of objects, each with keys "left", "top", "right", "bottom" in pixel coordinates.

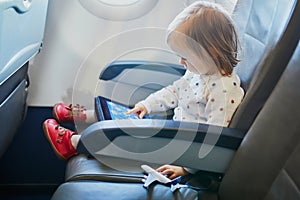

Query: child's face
[{"left": 168, "top": 29, "right": 217, "bottom": 75}]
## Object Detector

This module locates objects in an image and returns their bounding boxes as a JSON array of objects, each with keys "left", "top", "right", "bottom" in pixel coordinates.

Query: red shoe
[
  {"left": 43, "top": 119, "right": 78, "bottom": 159},
  {"left": 53, "top": 103, "right": 87, "bottom": 123}
]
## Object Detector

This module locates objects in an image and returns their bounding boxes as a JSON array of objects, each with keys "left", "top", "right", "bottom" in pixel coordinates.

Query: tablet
[{"left": 95, "top": 96, "right": 149, "bottom": 121}]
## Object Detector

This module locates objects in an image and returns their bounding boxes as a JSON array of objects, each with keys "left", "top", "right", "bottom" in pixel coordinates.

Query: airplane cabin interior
[{"left": 0, "top": 0, "right": 299, "bottom": 199}]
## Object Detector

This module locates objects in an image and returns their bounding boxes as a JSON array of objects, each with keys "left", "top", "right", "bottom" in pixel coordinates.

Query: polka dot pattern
[{"left": 139, "top": 70, "right": 244, "bottom": 127}]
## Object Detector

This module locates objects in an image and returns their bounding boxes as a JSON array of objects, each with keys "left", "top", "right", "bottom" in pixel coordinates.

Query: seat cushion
[
  {"left": 51, "top": 181, "right": 213, "bottom": 200},
  {"left": 65, "top": 154, "right": 156, "bottom": 182}
]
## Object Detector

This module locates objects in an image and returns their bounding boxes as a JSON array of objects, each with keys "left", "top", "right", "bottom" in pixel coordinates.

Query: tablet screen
[
  {"left": 106, "top": 101, "right": 139, "bottom": 120},
  {"left": 95, "top": 96, "right": 149, "bottom": 121}
]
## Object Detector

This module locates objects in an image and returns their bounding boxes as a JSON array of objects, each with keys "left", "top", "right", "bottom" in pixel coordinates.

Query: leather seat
[
  {"left": 53, "top": 35, "right": 300, "bottom": 200},
  {"left": 52, "top": 0, "right": 300, "bottom": 199},
  {"left": 219, "top": 43, "right": 300, "bottom": 200},
  {"left": 54, "top": 33, "right": 300, "bottom": 200},
  {"left": 63, "top": 0, "right": 300, "bottom": 182}
]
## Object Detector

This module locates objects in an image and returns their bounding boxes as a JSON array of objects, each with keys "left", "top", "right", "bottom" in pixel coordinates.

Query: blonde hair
[{"left": 167, "top": 1, "right": 239, "bottom": 76}]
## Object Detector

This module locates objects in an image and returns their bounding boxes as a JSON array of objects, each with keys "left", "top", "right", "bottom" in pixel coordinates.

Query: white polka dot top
[{"left": 138, "top": 70, "right": 245, "bottom": 127}]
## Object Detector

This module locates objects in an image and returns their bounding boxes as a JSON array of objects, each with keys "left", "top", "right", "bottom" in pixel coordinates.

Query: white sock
[
  {"left": 85, "top": 110, "right": 97, "bottom": 123},
  {"left": 71, "top": 134, "right": 81, "bottom": 149}
]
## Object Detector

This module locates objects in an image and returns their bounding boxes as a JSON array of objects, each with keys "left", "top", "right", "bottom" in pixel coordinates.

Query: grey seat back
[
  {"left": 0, "top": 0, "right": 48, "bottom": 158},
  {"left": 229, "top": 0, "right": 298, "bottom": 130},
  {"left": 219, "top": 41, "right": 300, "bottom": 200}
]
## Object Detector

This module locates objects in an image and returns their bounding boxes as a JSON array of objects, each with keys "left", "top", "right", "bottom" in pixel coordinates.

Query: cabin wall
[{"left": 27, "top": 0, "right": 237, "bottom": 107}]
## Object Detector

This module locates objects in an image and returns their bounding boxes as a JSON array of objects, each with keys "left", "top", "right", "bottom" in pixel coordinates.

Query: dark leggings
[{"left": 76, "top": 139, "right": 92, "bottom": 157}]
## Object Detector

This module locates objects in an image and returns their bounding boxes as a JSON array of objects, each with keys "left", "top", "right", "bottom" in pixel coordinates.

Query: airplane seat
[
  {"left": 62, "top": 0, "right": 300, "bottom": 184},
  {"left": 219, "top": 41, "right": 300, "bottom": 200},
  {"left": 0, "top": 0, "right": 48, "bottom": 158},
  {"left": 52, "top": 31, "right": 300, "bottom": 200}
]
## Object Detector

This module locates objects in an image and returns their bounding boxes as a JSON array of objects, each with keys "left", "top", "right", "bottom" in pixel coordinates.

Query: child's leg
[
  {"left": 75, "top": 137, "right": 93, "bottom": 156},
  {"left": 70, "top": 134, "right": 80, "bottom": 149},
  {"left": 85, "top": 110, "right": 97, "bottom": 124}
]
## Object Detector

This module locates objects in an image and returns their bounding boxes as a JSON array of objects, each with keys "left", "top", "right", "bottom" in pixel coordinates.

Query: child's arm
[{"left": 128, "top": 71, "right": 191, "bottom": 117}]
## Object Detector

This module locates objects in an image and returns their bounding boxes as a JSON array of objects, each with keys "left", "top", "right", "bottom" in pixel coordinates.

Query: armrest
[
  {"left": 99, "top": 60, "right": 185, "bottom": 81},
  {"left": 80, "top": 119, "right": 246, "bottom": 173}
]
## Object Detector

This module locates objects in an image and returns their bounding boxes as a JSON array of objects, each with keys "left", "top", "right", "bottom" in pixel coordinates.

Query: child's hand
[
  {"left": 126, "top": 104, "right": 147, "bottom": 119},
  {"left": 156, "top": 165, "right": 188, "bottom": 180}
]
